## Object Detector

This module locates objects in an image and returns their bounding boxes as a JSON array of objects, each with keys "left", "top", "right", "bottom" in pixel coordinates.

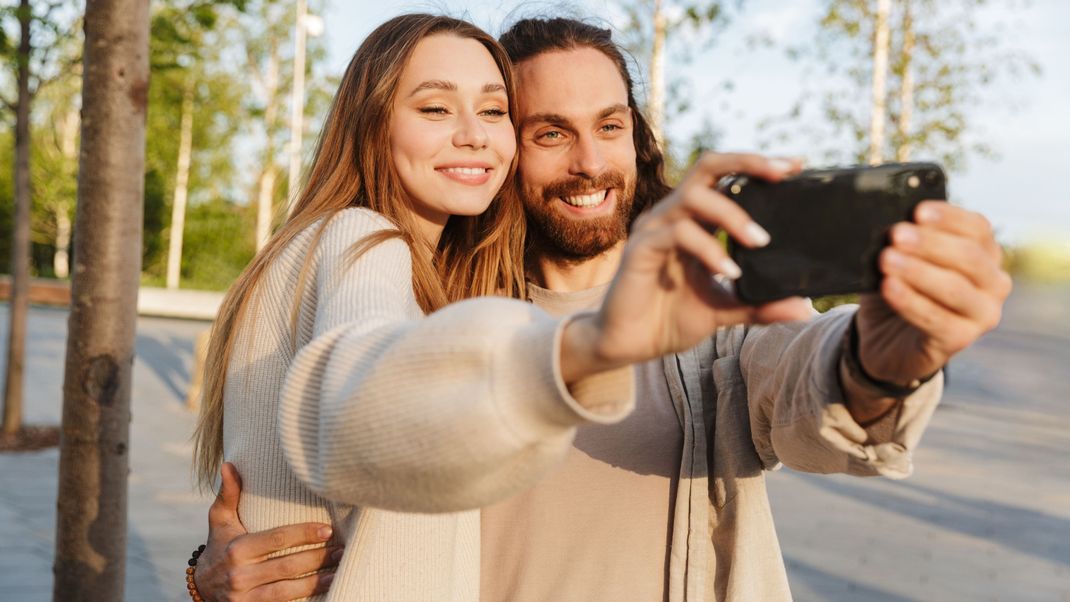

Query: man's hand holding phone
[{"left": 858, "top": 200, "right": 1012, "bottom": 386}]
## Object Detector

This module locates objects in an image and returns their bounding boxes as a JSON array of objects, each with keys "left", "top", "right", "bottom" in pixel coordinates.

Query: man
[{"left": 191, "top": 17, "right": 1009, "bottom": 601}]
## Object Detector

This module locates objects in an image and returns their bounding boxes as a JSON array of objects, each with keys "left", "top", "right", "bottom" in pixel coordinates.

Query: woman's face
[{"left": 390, "top": 34, "right": 516, "bottom": 237}]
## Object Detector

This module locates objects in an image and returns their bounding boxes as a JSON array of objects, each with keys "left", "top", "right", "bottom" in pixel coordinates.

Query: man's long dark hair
[{"left": 499, "top": 18, "right": 672, "bottom": 221}]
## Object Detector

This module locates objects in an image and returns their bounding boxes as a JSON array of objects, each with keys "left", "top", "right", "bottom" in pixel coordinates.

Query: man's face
[{"left": 514, "top": 47, "right": 638, "bottom": 260}]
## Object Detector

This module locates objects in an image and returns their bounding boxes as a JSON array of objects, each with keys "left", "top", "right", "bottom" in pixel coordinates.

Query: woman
[
  {"left": 192, "top": 13, "right": 801, "bottom": 600},
  {"left": 193, "top": 14, "right": 637, "bottom": 600}
]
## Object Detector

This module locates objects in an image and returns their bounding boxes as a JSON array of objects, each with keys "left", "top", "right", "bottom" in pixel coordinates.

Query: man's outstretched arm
[{"left": 193, "top": 463, "right": 342, "bottom": 601}]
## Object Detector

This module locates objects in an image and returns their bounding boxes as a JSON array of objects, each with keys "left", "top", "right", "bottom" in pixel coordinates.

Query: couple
[{"left": 189, "top": 14, "right": 1010, "bottom": 602}]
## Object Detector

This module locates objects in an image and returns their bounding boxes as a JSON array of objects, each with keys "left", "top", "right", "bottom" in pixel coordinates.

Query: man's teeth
[
  {"left": 440, "top": 167, "right": 488, "bottom": 175},
  {"left": 562, "top": 190, "right": 607, "bottom": 207}
]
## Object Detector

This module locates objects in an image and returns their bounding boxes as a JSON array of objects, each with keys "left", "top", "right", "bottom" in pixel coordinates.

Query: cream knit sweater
[{"left": 222, "top": 208, "right": 635, "bottom": 601}]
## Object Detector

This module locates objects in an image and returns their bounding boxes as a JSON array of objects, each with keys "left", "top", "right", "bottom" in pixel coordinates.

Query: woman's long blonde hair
[{"left": 193, "top": 14, "right": 527, "bottom": 490}]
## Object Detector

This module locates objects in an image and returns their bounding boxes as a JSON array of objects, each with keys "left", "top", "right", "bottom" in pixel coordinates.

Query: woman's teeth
[
  {"left": 440, "top": 167, "right": 489, "bottom": 175},
  {"left": 563, "top": 190, "right": 607, "bottom": 207}
]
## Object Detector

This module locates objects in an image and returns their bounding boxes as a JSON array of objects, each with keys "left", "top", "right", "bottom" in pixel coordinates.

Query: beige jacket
[{"left": 663, "top": 310, "right": 941, "bottom": 601}]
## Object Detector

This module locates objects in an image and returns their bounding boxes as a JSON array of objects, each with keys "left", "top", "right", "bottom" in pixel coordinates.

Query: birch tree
[
  {"left": 52, "top": 0, "right": 148, "bottom": 597},
  {"left": 616, "top": 0, "right": 740, "bottom": 169},
  {"left": 761, "top": 0, "right": 1039, "bottom": 169}
]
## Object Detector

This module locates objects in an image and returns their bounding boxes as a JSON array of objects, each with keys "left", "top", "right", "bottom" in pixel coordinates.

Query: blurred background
[{"left": 0, "top": 0, "right": 1067, "bottom": 600}]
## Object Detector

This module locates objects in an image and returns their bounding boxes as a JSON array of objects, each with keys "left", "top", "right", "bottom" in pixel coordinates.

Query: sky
[{"left": 316, "top": 0, "right": 1070, "bottom": 246}]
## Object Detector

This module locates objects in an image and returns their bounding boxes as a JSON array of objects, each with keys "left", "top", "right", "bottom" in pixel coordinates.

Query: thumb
[{"left": 208, "top": 462, "right": 245, "bottom": 535}]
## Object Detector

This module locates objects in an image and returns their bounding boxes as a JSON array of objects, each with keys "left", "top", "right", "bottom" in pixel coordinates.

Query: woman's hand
[{"left": 562, "top": 153, "right": 812, "bottom": 382}]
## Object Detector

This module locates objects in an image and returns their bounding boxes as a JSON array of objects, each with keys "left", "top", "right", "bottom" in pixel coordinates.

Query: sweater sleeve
[
  {"left": 740, "top": 305, "right": 942, "bottom": 479},
  {"left": 277, "top": 209, "right": 635, "bottom": 513}
]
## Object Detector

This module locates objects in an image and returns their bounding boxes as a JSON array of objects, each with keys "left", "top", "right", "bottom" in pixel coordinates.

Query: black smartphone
[{"left": 717, "top": 162, "right": 947, "bottom": 304}]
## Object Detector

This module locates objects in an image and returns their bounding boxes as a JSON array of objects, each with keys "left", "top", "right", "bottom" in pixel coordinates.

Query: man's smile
[{"left": 556, "top": 188, "right": 616, "bottom": 216}]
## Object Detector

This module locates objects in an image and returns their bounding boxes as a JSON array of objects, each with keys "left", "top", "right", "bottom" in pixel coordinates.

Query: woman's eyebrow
[{"left": 409, "top": 81, "right": 506, "bottom": 96}]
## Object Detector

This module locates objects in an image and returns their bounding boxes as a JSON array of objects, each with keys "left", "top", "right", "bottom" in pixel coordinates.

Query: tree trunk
[
  {"left": 868, "top": 0, "right": 891, "bottom": 165},
  {"left": 2, "top": 0, "right": 34, "bottom": 439},
  {"left": 54, "top": 106, "right": 80, "bottom": 280},
  {"left": 648, "top": 0, "right": 667, "bottom": 149},
  {"left": 286, "top": 0, "right": 308, "bottom": 210},
  {"left": 255, "top": 44, "right": 280, "bottom": 250},
  {"left": 896, "top": 0, "right": 915, "bottom": 162},
  {"left": 166, "top": 81, "right": 194, "bottom": 289},
  {"left": 53, "top": 207, "right": 71, "bottom": 279},
  {"left": 256, "top": 166, "right": 277, "bottom": 250},
  {"left": 52, "top": 0, "right": 148, "bottom": 598}
]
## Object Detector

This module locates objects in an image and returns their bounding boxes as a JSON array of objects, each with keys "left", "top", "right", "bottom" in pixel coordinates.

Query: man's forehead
[{"left": 514, "top": 47, "right": 629, "bottom": 124}]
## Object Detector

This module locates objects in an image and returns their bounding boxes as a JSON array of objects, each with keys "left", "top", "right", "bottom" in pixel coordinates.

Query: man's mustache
[{"left": 541, "top": 171, "right": 627, "bottom": 201}]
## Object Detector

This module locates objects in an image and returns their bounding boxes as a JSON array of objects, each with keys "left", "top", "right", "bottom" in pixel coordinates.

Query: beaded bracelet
[{"left": 185, "top": 543, "right": 206, "bottom": 602}]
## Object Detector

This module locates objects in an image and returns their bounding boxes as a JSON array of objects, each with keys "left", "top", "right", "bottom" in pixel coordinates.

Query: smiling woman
[{"left": 187, "top": 13, "right": 640, "bottom": 600}]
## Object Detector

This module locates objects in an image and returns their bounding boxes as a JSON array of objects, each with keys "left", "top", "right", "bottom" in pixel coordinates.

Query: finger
[
  {"left": 247, "top": 571, "right": 335, "bottom": 602},
  {"left": 889, "top": 223, "right": 1010, "bottom": 294},
  {"left": 914, "top": 202, "right": 1001, "bottom": 261},
  {"left": 208, "top": 462, "right": 244, "bottom": 533},
  {"left": 671, "top": 218, "right": 743, "bottom": 279},
  {"left": 229, "top": 522, "right": 334, "bottom": 562},
  {"left": 689, "top": 152, "right": 801, "bottom": 188},
  {"left": 679, "top": 184, "right": 771, "bottom": 249},
  {"left": 244, "top": 545, "right": 343, "bottom": 589},
  {"left": 880, "top": 247, "right": 1002, "bottom": 328},
  {"left": 880, "top": 276, "right": 982, "bottom": 355}
]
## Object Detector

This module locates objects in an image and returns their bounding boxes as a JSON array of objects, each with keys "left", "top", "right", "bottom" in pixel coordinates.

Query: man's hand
[
  {"left": 858, "top": 201, "right": 1012, "bottom": 386},
  {"left": 564, "top": 153, "right": 812, "bottom": 380},
  {"left": 194, "top": 463, "right": 341, "bottom": 601}
]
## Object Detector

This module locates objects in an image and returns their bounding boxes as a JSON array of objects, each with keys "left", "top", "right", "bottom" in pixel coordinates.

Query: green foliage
[
  {"left": 176, "top": 198, "right": 256, "bottom": 291},
  {"left": 759, "top": 0, "right": 1039, "bottom": 169},
  {"left": 1005, "top": 244, "right": 1070, "bottom": 283}
]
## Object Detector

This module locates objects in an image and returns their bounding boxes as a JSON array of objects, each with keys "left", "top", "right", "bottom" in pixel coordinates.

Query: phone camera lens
[
  {"left": 924, "top": 170, "right": 942, "bottom": 185},
  {"left": 907, "top": 175, "right": 920, "bottom": 189}
]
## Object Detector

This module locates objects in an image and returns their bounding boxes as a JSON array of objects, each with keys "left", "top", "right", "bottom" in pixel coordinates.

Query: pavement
[{"left": 0, "top": 283, "right": 1068, "bottom": 601}]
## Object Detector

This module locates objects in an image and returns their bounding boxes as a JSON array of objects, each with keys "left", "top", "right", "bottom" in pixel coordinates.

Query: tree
[
  {"left": 615, "top": 0, "right": 740, "bottom": 172},
  {"left": 52, "top": 0, "right": 148, "bottom": 597},
  {"left": 0, "top": 0, "right": 75, "bottom": 444},
  {"left": 760, "top": 0, "right": 1040, "bottom": 169}
]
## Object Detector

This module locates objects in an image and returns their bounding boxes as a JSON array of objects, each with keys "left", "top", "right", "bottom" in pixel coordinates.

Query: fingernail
[
  {"left": 319, "top": 571, "right": 335, "bottom": 586},
  {"left": 720, "top": 258, "right": 742, "bottom": 280},
  {"left": 918, "top": 204, "right": 941, "bottom": 223},
  {"left": 894, "top": 224, "right": 919, "bottom": 248},
  {"left": 744, "top": 222, "right": 771, "bottom": 247},
  {"left": 331, "top": 547, "right": 345, "bottom": 562},
  {"left": 769, "top": 158, "right": 794, "bottom": 173},
  {"left": 318, "top": 526, "right": 333, "bottom": 540},
  {"left": 885, "top": 249, "right": 906, "bottom": 269}
]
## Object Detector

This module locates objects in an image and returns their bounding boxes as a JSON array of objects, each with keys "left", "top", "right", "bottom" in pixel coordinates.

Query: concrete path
[{"left": 0, "top": 283, "right": 1068, "bottom": 601}]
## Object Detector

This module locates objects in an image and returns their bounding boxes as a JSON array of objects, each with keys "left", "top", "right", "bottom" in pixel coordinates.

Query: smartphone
[{"left": 717, "top": 162, "right": 947, "bottom": 304}]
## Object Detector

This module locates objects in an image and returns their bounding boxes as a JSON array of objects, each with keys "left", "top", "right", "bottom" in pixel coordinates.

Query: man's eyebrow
[
  {"left": 522, "top": 104, "right": 630, "bottom": 129},
  {"left": 597, "top": 103, "right": 630, "bottom": 119},
  {"left": 409, "top": 80, "right": 507, "bottom": 96}
]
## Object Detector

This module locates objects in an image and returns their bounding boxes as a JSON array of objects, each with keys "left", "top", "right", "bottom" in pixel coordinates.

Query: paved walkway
[{"left": 1, "top": 283, "right": 1068, "bottom": 601}]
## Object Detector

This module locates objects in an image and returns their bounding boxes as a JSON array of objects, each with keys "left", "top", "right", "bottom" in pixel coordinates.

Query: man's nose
[
  {"left": 453, "top": 111, "right": 489, "bottom": 150},
  {"left": 568, "top": 134, "right": 607, "bottom": 178}
]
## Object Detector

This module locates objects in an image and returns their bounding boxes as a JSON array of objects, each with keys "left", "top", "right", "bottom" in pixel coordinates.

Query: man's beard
[{"left": 522, "top": 170, "right": 637, "bottom": 262}]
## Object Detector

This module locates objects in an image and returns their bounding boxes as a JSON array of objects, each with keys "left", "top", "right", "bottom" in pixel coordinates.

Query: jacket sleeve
[
  {"left": 739, "top": 305, "right": 942, "bottom": 479},
  {"left": 277, "top": 210, "right": 634, "bottom": 513}
]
